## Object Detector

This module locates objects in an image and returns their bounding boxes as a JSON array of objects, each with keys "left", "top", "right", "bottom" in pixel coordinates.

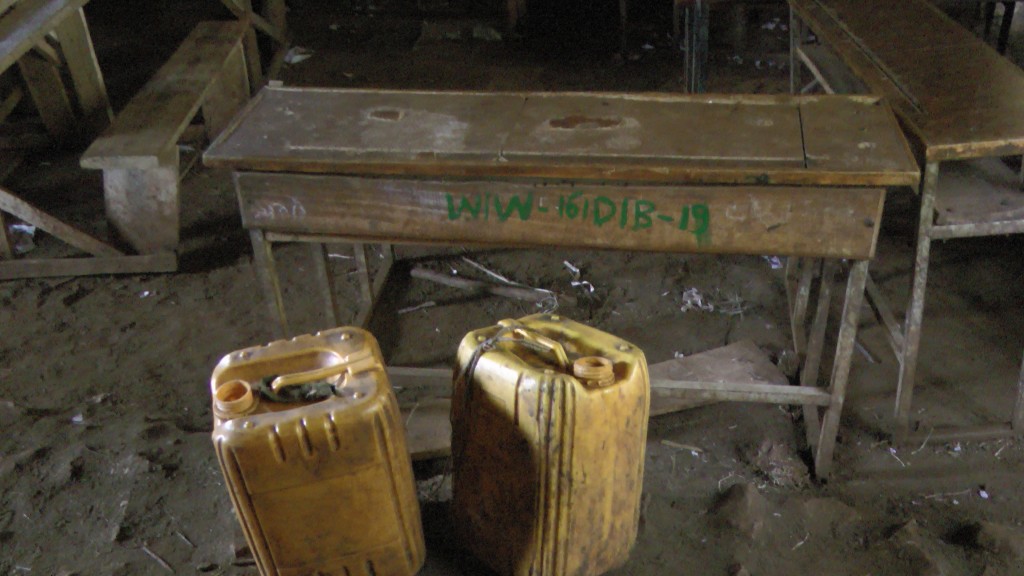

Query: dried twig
[
  {"left": 412, "top": 267, "right": 574, "bottom": 305},
  {"left": 174, "top": 530, "right": 194, "bottom": 548},
  {"left": 911, "top": 427, "right": 934, "bottom": 455},
  {"left": 141, "top": 545, "right": 174, "bottom": 573},
  {"left": 397, "top": 301, "right": 436, "bottom": 315},
  {"left": 660, "top": 439, "right": 704, "bottom": 454},
  {"left": 791, "top": 532, "right": 810, "bottom": 551}
]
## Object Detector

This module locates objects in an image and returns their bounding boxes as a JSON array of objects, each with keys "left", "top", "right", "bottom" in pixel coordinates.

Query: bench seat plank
[
  {"left": 792, "top": 0, "right": 1024, "bottom": 161},
  {"left": 81, "top": 20, "right": 248, "bottom": 170},
  {"left": 205, "top": 87, "right": 920, "bottom": 188}
]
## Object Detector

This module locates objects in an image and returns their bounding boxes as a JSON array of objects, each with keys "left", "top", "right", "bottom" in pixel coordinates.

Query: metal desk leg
[
  {"left": 1013, "top": 351, "right": 1024, "bottom": 431},
  {"left": 250, "top": 229, "right": 289, "bottom": 338},
  {"left": 894, "top": 161, "right": 938, "bottom": 438},
  {"left": 802, "top": 260, "right": 836, "bottom": 449},
  {"left": 310, "top": 243, "right": 340, "bottom": 328},
  {"left": 814, "top": 259, "right": 869, "bottom": 479}
]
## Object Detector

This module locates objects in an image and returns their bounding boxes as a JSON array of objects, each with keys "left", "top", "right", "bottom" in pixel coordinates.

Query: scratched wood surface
[
  {"left": 205, "top": 87, "right": 919, "bottom": 187},
  {"left": 791, "top": 0, "right": 1024, "bottom": 161},
  {"left": 235, "top": 173, "right": 886, "bottom": 259}
]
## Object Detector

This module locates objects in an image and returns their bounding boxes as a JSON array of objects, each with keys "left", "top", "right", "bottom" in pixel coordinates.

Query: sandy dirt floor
[{"left": 2, "top": 1, "right": 1024, "bottom": 574}]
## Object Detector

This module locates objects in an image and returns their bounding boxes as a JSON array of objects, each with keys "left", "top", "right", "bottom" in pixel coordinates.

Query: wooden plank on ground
[
  {"left": 236, "top": 173, "right": 887, "bottom": 259},
  {"left": 0, "top": 0, "right": 89, "bottom": 72},
  {"left": 648, "top": 339, "right": 790, "bottom": 416},
  {"left": 80, "top": 20, "right": 249, "bottom": 170},
  {"left": 0, "top": 252, "right": 177, "bottom": 279},
  {"left": 0, "top": 184, "right": 122, "bottom": 257},
  {"left": 398, "top": 340, "right": 797, "bottom": 459}
]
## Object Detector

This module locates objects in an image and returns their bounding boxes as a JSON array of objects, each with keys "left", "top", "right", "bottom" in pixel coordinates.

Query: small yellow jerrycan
[
  {"left": 451, "top": 314, "right": 650, "bottom": 576},
  {"left": 210, "top": 327, "right": 425, "bottom": 576}
]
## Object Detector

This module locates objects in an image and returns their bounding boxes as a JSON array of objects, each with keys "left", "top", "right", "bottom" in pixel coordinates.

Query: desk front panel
[{"left": 235, "top": 172, "right": 885, "bottom": 260}]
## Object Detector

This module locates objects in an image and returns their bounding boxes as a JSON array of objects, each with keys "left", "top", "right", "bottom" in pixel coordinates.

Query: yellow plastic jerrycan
[
  {"left": 210, "top": 327, "right": 425, "bottom": 576},
  {"left": 451, "top": 314, "right": 650, "bottom": 576}
]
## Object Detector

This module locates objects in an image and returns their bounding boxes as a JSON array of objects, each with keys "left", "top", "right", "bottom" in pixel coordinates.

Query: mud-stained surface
[{"left": 3, "top": 0, "right": 1024, "bottom": 574}]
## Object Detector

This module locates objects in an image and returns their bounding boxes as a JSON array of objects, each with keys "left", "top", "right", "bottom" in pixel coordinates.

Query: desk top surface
[
  {"left": 205, "top": 87, "right": 919, "bottom": 187},
  {"left": 0, "top": 0, "right": 90, "bottom": 73},
  {"left": 791, "top": 0, "right": 1024, "bottom": 161}
]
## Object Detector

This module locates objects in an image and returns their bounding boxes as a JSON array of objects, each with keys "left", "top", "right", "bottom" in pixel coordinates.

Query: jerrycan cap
[
  {"left": 215, "top": 379, "right": 258, "bottom": 418},
  {"left": 573, "top": 356, "right": 615, "bottom": 388}
]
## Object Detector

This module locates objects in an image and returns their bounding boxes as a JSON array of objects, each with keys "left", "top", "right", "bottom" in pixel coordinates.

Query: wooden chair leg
[{"left": 998, "top": 1, "right": 1015, "bottom": 53}]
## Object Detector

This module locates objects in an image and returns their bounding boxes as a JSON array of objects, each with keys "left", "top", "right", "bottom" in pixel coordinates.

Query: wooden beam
[
  {"left": 0, "top": 252, "right": 177, "bottom": 280},
  {"left": 17, "top": 48, "right": 74, "bottom": 141},
  {"left": 54, "top": 6, "right": 112, "bottom": 134},
  {"left": 650, "top": 379, "right": 833, "bottom": 406},
  {"left": 0, "top": 84, "right": 24, "bottom": 124},
  {"left": 0, "top": 183, "right": 123, "bottom": 257}
]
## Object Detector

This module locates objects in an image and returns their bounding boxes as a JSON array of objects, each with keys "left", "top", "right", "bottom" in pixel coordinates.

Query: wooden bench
[
  {"left": 80, "top": 20, "right": 253, "bottom": 255},
  {"left": 790, "top": 0, "right": 1024, "bottom": 444}
]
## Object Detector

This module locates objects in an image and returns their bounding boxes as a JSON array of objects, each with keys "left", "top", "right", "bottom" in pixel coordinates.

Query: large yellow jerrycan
[
  {"left": 210, "top": 327, "right": 425, "bottom": 576},
  {"left": 451, "top": 314, "right": 650, "bottom": 576}
]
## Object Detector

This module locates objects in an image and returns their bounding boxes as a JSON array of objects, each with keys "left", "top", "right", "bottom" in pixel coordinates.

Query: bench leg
[
  {"left": 54, "top": 7, "right": 112, "bottom": 136},
  {"left": 814, "top": 259, "right": 869, "bottom": 480},
  {"left": 0, "top": 211, "right": 13, "bottom": 259},
  {"left": 998, "top": 1, "right": 1016, "bottom": 54},
  {"left": 203, "top": 43, "right": 251, "bottom": 138},
  {"left": 894, "top": 161, "right": 939, "bottom": 439},
  {"left": 103, "top": 158, "right": 180, "bottom": 254},
  {"left": 17, "top": 50, "right": 76, "bottom": 142},
  {"left": 310, "top": 242, "right": 341, "bottom": 328},
  {"left": 250, "top": 229, "right": 289, "bottom": 338},
  {"left": 801, "top": 259, "right": 835, "bottom": 449},
  {"left": 789, "top": 8, "right": 802, "bottom": 95}
]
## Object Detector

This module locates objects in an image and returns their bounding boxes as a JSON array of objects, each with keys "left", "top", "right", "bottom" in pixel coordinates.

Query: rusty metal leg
[
  {"left": 790, "top": 258, "right": 816, "bottom": 358},
  {"left": 310, "top": 242, "right": 340, "bottom": 328},
  {"left": 250, "top": 229, "right": 289, "bottom": 338},
  {"left": 894, "top": 161, "right": 939, "bottom": 439},
  {"left": 802, "top": 260, "right": 835, "bottom": 449},
  {"left": 814, "top": 259, "right": 869, "bottom": 480},
  {"left": 1014, "top": 350, "right": 1024, "bottom": 432}
]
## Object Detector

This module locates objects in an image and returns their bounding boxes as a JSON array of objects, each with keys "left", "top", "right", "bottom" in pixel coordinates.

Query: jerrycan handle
[
  {"left": 507, "top": 327, "right": 570, "bottom": 370},
  {"left": 269, "top": 348, "right": 378, "bottom": 392}
]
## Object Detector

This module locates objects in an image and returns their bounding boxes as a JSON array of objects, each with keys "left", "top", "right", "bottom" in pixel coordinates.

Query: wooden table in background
[
  {"left": 205, "top": 86, "right": 919, "bottom": 478},
  {"left": 791, "top": 0, "right": 1024, "bottom": 444}
]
